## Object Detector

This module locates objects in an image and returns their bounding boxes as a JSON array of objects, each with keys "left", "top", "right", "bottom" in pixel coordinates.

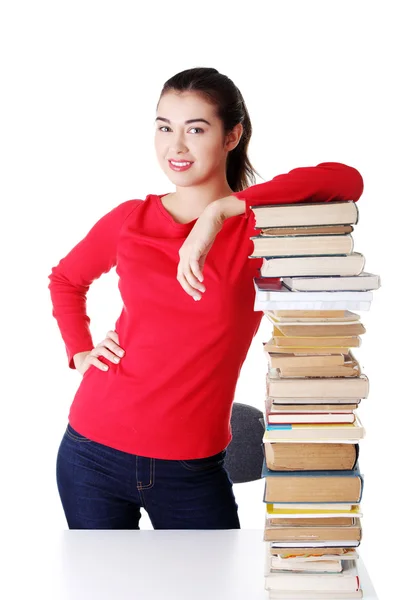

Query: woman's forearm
[
  {"left": 208, "top": 195, "right": 246, "bottom": 222},
  {"left": 211, "top": 162, "right": 364, "bottom": 222}
]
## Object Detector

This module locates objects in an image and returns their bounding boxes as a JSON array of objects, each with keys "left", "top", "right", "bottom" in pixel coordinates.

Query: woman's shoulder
[{"left": 106, "top": 197, "right": 146, "bottom": 223}]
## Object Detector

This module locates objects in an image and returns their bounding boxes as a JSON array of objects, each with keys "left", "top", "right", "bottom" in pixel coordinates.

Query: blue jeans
[{"left": 56, "top": 423, "right": 241, "bottom": 530}]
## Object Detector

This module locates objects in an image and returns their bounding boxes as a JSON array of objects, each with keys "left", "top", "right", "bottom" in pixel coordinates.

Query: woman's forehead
[{"left": 157, "top": 91, "right": 216, "bottom": 121}]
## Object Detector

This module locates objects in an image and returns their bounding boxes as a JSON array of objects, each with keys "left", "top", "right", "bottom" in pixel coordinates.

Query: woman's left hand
[{"left": 177, "top": 203, "right": 223, "bottom": 301}]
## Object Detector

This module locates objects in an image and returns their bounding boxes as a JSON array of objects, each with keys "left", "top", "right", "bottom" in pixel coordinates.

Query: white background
[{"left": 1, "top": 1, "right": 398, "bottom": 598}]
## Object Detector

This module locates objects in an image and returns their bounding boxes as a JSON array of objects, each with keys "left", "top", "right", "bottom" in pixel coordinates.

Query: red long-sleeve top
[{"left": 48, "top": 162, "right": 363, "bottom": 459}]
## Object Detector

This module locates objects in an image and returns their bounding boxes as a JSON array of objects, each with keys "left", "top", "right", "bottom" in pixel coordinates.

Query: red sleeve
[
  {"left": 231, "top": 162, "right": 364, "bottom": 218},
  {"left": 48, "top": 199, "right": 141, "bottom": 370}
]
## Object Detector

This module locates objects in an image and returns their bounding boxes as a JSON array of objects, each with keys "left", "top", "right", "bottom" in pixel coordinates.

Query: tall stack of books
[{"left": 249, "top": 200, "right": 380, "bottom": 599}]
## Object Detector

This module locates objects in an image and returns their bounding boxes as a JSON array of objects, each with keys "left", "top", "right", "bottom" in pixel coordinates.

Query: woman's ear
[{"left": 225, "top": 122, "right": 243, "bottom": 152}]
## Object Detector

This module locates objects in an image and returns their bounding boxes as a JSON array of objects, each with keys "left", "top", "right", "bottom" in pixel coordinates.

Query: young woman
[{"left": 49, "top": 67, "right": 363, "bottom": 530}]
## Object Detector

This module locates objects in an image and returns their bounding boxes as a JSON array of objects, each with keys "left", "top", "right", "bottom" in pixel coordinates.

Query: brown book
[
  {"left": 273, "top": 323, "right": 366, "bottom": 337},
  {"left": 267, "top": 370, "right": 369, "bottom": 399},
  {"left": 264, "top": 340, "right": 349, "bottom": 355},
  {"left": 268, "top": 403, "right": 359, "bottom": 412},
  {"left": 263, "top": 472, "right": 363, "bottom": 503},
  {"left": 271, "top": 310, "right": 359, "bottom": 321},
  {"left": 277, "top": 355, "right": 360, "bottom": 378},
  {"left": 268, "top": 517, "right": 354, "bottom": 526},
  {"left": 272, "top": 330, "right": 361, "bottom": 348},
  {"left": 250, "top": 233, "right": 354, "bottom": 258},
  {"left": 251, "top": 201, "right": 358, "bottom": 228},
  {"left": 265, "top": 442, "right": 358, "bottom": 471},
  {"left": 270, "top": 547, "right": 358, "bottom": 558},
  {"left": 266, "top": 352, "right": 345, "bottom": 369},
  {"left": 259, "top": 225, "right": 354, "bottom": 236},
  {"left": 264, "top": 517, "right": 362, "bottom": 542}
]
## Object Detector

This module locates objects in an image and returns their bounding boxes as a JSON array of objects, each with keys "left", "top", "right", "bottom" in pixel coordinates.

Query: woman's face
[{"left": 154, "top": 90, "right": 239, "bottom": 187}]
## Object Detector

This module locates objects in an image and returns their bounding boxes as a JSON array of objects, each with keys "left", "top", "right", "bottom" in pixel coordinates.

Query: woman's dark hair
[{"left": 157, "top": 67, "right": 263, "bottom": 193}]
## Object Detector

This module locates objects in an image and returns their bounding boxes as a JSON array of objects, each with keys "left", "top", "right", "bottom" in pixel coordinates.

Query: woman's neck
[{"left": 162, "top": 184, "right": 234, "bottom": 223}]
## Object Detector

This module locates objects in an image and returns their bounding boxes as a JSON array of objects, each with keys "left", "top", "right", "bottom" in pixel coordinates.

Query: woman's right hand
[{"left": 73, "top": 330, "right": 125, "bottom": 375}]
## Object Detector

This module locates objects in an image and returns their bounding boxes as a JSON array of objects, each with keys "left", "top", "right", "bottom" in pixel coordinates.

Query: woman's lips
[{"left": 168, "top": 160, "right": 194, "bottom": 172}]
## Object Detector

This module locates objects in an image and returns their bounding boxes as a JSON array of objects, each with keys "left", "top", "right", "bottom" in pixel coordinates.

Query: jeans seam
[
  {"left": 136, "top": 457, "right": 155, "bottom": 490},
  {"left": 65, "top": 426, "right": 92, "bottom": 443}
]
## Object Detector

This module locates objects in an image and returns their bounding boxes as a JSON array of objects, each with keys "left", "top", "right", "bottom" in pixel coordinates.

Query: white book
[
  {"left": 254, "top": 299, "right": 371, "bottom": 311},
  {"left": 265, "top": 559, "right": 359, "bottom": 591},
  {"left": 267, "top": 590, "right": 363, "bottom": 599},
  {"left": 254, "top": 281, "right": 373, "bottom": 301},
  {"left": 271, "top": 398, "right": 361, "bottom": 405},
  {"left": 263, "top": 414, "right": 365, "bottom": 443},
  {"left": 265, "top": 548, "right": 359, "bottom": 574},
  {"left": 282, "top": 272, "right": 381, "bottom": 292},
  {"left": 267, "top": 413, "right": 356, "bottom": 424}
]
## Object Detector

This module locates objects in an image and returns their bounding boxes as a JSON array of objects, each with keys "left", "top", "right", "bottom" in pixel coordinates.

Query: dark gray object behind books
[{"left": 224, "top": 402, "right": 265, "bottom": 484}]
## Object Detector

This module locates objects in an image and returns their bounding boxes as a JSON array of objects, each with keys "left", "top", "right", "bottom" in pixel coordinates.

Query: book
[
  {"left": 267, "top": 370, "right": 369, "bottom": 399},
  {"left": 269, "top": 351, "right": 361, "bottom": 379},
  {"left": 271, "top": 398, "right": 361, "bottom": 406},
  {"left": 266, "top": 352, "right": 346, "bottom": 368},
  {"left": 256, "top": 300, "right": 371, "bottom": 311},
  {"left": 266, "top": 504, "right": 362, "bottom": 519},
  {"left": 267, "top": 413, "right": 356, "bottom": 425},
  {"left": 267, "top": 589, "right": 363, "bottom": 599},
  {"left": 276, "top": 361, "right": 360, "bottom": 379},
  {"left": 254, "top": 279, "right": 372, "bottom": 311},
  {"left": 250, "top": 234, "right": 354, "bottom": 258},
  {"left": 263, "top": 517, "right": 362, "bottom": 543},
  {"left": 268, "top": 556, "right": 345, "bottom": 573},
  {"left": 269, "top": 403, "right": 359, "bottom": 412},
  {"left": 264, "top": 558, "right": 360, "bottom": 591},
  {"left": 268, "top": 545, "right": 359, "bottom": 559},
  {"left": 259, "top": 253, "right": 365, "bottom": 277},
  {"left": 251, "top": 201, "right": 358, "bottom": 229},
  {"left": 267, "top": 516, "right": 356, "bottom": 526},
  {"left": 264, "top": 340, "right": 355, "bottom": 355},
  {"left": 255, "top": 279, "right": 373, "bottom": 302},
  {"left": 271, "top": 541, "right": 360, "bottom": 548},
  {"left": 263, "top": 416, "right": 365, "bottom": 442},
  {"left": 259, "top": 224, "right": 354, "bottom": 236},
  {"left": 270, "top": 323, "right": 366, "bottom": 337},
  {"left": 271, "top": 331, "right": 362, "bottom": 349},
  {"left": 266, "top": 310, "right": 361, "bottom": 323},
  {"left": 267, "top": 352, "right": 346, "bottom": 368},
  {"left": 270, "top": 542, "right": 360, "bottom": 550},
  {"left": 282, "top": 272, "right": 381, "bottom": 292},
  {"left": 262, "top": 463, "right": 364, "bottom": 503},
  {"left": 264, "top": 442, "right": 359, "bottom": 471},
  {"left": 271, "top": 504, "right": 357, "bottom": 512}
]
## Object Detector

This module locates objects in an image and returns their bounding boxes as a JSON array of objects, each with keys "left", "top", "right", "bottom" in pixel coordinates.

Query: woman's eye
[{"left": 158, "top": 126, "right": 203, "bottom": 134}]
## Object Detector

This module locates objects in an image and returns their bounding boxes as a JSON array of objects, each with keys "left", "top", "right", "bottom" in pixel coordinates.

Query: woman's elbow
[{"left": 345, "top": 164, "right": 364, "bottom": 201}]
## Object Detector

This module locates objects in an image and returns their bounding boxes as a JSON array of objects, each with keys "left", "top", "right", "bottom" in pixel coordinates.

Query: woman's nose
[{"left": 170, "top": 132, "right": 188, "bottom": 152}]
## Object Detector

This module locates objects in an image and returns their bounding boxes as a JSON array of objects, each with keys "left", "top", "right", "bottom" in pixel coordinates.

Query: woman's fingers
[
  {"left": 184, "top": 261, "right": 206, "bottom": 292},
  {"left": 177, "top": 263, "right": 203, "bottom": 300},
  {"left": 190, "top": 258, "right": 204, "bottom": 284},
  {"left": 106, "top": 330, "right": 119, "bottom": 344},
  {"left": 90, "top": 356, "right": 109, "bottom": 371}
]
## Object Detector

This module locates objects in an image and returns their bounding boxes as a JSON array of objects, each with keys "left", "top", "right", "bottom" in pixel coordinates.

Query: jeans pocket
[
  {"left": 65, "top": 423, "right": 93, "bottom": 443},
  {"left": 179, "top": 449, "right": 226, "bottom": 472}
]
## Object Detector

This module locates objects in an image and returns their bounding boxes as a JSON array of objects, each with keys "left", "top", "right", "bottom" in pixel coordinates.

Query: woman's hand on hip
[
  {"left": 73, "top": 330, "right": 125, "bottom": 375},
  {"left": 176, "top": 203, "right": 224, "bottom": 301}
]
